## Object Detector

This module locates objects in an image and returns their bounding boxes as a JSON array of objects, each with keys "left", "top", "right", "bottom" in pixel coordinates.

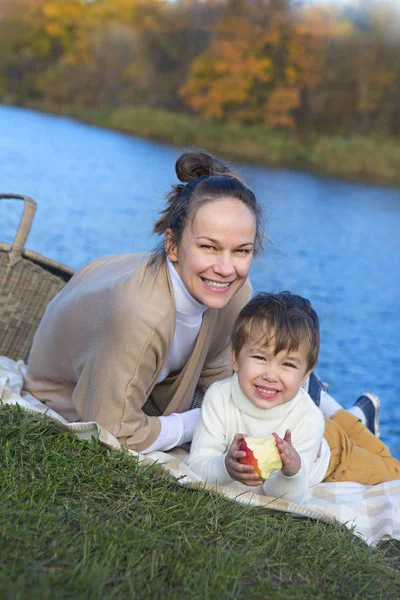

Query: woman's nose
[{"left": 213, "top": 253, "right": 234, "bottom": 276}]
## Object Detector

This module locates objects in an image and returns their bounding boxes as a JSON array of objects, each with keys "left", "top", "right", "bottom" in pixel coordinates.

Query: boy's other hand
[
  {"left": 272, "top": 429, "right": 301, "bottom": 477},
  {"left": 225, "top": 433, "right": 263, "bottom": 486}
]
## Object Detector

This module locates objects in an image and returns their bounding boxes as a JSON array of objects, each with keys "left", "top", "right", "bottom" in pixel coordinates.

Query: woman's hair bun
[{"left": 175, "top": 150, "right": 230, "bottom": 183}]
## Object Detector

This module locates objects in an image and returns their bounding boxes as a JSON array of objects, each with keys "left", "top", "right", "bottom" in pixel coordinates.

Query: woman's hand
[
  {"left": 225, "top": 433, "right": 263, "bottom": 486},
  {"left": 272, "top": 429, "right": 301, "bottom": 477}
]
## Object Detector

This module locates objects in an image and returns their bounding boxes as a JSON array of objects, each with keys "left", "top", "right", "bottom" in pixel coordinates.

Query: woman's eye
[
  {"left": 235, "top": 248, "right": 252, "bottom": 254},
  {"left": 201, "top": 244, "right": 216, "bottom": 251}
]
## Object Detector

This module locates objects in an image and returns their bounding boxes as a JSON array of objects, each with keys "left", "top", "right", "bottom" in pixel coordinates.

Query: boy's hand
[
  {"left": 225, "top": 433, "right": 263, "bottom": 486},
  {"left": 272, "top": 430, "right": 301, "bottom": 477}
]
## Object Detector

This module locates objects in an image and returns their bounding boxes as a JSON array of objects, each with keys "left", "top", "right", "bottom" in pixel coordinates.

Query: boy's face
[{"left": 232, "top": 331, "right": 312, "bottom": 410}]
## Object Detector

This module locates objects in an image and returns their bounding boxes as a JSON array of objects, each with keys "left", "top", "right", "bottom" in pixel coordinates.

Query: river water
[{"left": 1, "top": 105, "right": 400, "bottom": 458}]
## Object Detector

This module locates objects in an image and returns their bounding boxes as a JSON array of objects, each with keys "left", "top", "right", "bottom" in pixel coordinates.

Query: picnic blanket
[{"left": 1, "top": 355, "right": 399, "bottom": 547}]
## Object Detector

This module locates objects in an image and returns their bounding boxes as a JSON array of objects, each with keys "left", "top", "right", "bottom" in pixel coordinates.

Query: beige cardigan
[{"left": 25, "top": 253, "right": 252, "bottom": 451}]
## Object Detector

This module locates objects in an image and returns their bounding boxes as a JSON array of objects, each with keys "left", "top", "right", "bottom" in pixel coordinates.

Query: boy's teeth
[
  {"left": 203, "top": 278, "right": 230, "bottom": 288},
  {"left": 256, "top": 386, "right": 277, "bottom": 395}
]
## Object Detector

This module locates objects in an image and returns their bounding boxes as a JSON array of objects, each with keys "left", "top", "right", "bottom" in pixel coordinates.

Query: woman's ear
[
  {"left": 231, "top": 347, "right": 239, "bottom": 372},
  {"left": 165, "top": 229, "right": 178, "bottom": 262}
]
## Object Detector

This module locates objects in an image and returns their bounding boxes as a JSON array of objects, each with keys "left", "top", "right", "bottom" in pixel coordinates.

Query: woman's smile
[{"left": 201, "top": 277, "right": 234, "bottom": 291}]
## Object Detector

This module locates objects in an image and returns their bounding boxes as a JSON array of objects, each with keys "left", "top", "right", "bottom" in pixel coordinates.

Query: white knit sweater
[{"left": 188, "top": 373, "right": 331, "bottom": 503}]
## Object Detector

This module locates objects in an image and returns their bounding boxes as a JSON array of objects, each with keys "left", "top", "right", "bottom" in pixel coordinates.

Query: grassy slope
[
  {"left": 17, "top": 101, "right": 400, "bottom": 188},
  {"left": 1, "top": 405, "right": 399, "bottom": 600}
]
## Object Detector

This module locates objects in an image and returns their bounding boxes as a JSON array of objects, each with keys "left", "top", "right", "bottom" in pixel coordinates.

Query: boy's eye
[
  {"left": 284, "top": 362, "right": 297, "bottom": 369},
  {"left": 252, "top": 355, "right": 266, "bottom": 361}
]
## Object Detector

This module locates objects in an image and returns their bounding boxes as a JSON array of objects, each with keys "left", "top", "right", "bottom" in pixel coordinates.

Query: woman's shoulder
[
  {"left": 74, "top": 252, "right": 149, "bottom": 281},
  {"left": 52, "top": 253, "right": 174, "bottom": 331},
  {"left": 70, "top": 253, "right": 167, "bottom": 297}
]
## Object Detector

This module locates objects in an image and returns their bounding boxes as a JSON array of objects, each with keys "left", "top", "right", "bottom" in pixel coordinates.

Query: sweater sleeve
[
  {"left": 71, "top": 309, "right": 166, "bottom": 452},
  {"left": 141, "top": 409, "right": 200, "bottom": 454},
  {"left": 187, "top": 383, "right": 233, "bottom": 485},
  {"left": 262, "top": 409, "right": 325, "bottom": 504},
  {"left": 28, "top": 255, "right": 177, "bottom": 453}
]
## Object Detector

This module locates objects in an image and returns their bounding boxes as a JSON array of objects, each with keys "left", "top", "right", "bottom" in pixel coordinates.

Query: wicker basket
[{"left": 0, "top": 194, "right": 75, "bottom": 362}]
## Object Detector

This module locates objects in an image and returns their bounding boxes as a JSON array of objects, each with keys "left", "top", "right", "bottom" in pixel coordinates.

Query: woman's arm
[
  {"left": 141, "top": 409, "right": 200, "bottom": 454},
  {"left": 187, "top": 383, "right": 234, "bottom": 485}
]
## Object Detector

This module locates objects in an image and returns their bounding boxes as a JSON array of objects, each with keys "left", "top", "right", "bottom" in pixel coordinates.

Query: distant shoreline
[{"left": 9, "top": 101, "right": 400, "bottom": 188}]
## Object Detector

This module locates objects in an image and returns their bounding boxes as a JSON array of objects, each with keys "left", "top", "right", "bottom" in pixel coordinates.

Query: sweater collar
[
  {"left": 231, "top": 372, "right": 300, "bottom": 419},
  {"left": 166, "top": 257, "right": 208, "bottom": 317}
]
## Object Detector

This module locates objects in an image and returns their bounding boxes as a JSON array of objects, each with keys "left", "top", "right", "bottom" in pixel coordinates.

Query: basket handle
[{"left": 0, "top": 194, "right": 37, "bottom": 266}]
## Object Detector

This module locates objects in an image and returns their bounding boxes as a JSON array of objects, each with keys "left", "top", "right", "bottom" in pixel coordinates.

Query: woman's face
[{"left": 166, "top": 198, "right": 257, "bottom": 309}]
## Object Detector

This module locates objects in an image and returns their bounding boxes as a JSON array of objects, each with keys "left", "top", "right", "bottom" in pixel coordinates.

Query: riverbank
[
  {"left": 2, "top": 405, "right": 400, "bottom": 598},
  {"left": 12, "top": 101, "right": 400, "bottom": 188}
]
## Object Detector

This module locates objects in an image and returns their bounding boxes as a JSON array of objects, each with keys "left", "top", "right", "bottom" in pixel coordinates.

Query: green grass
[
  {"left": 1, "top": 405, "right": 399, "bottom": 599},
  {"left": 15, "top": 100, "right": 400, "bottom": 188}
]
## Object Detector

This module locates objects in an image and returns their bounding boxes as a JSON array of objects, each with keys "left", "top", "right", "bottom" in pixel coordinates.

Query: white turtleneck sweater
[
  {"left": 188, "top": 373, "right": 331, "bottom": 503},
  {"left": 142, "top": 258, "right": 208, "bottom": 453}
]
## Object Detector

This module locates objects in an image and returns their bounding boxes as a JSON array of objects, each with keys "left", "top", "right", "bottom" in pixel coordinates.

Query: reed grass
[
  {"left": 1, "top": 405, "right": 399, "bottom": 599},
  {"left": 104, "top": 106, "right": 400, "bottom": 188}
]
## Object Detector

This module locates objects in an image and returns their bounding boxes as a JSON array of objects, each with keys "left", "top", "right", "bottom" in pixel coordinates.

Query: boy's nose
[{"left": 262, "top": 367, "right": 278, "bottom": 381}]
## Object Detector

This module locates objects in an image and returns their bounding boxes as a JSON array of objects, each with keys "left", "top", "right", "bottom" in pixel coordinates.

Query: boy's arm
[{"left": 187, "top": 384, "right": 233, "bottom": 486}]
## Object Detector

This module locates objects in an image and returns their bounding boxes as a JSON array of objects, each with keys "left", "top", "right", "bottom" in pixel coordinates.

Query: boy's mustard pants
[{"left": 323, "top": 411, "right": 400, "bottom": 485}]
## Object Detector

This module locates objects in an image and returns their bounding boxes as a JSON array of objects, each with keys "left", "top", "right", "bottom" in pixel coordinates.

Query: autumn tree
[
  {"left": 0, "top": 0, "right": 399, "bottom": 134},
  {"left": 311, "top": 0, "right": 400, "bottom": 134},
  {"left": 180, "top": 0, "right": 346, "bottom": 129}
]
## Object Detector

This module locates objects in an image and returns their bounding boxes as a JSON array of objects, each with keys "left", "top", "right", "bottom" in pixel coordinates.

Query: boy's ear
[
  {"left": 301, "top": 368, "right": 313, "bottom": 387},
  {"left": 165, "top": 229, "right": 178, "bottom": 262},
  {"left": 231, "top": 347, "right": 239, "bottom": 372}
]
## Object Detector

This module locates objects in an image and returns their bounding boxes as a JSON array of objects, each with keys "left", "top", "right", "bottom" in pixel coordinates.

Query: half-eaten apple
[{"left": 238, "top": 435, "right": 282, "bottom": 481}]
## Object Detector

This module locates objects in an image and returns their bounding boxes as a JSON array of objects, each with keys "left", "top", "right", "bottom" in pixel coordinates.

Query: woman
[
  {"left": 25, "top": 150, "right": 378, "bottom": 453},
  {"left": 25, "top": 151, "right": 261, "bottom": 453}
]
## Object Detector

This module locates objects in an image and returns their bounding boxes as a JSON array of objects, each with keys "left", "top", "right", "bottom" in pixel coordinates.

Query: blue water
[{"left": 1, "top": 104, "right": 400, "bottom": 458}]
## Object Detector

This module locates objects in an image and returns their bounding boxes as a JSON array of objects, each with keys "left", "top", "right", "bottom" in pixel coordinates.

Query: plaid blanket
[{"left": 1, "top": 356, "right": 399, "bottom": 547}]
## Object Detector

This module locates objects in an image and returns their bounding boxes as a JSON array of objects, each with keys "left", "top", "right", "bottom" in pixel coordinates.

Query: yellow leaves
[
  {"left": 42, "top": 1, "right": 85, "bottom": 24},
  {"left": 264, "top": 87, "right": 300, "bottom": 130},
  {"left": 44, "top": 21, "right": 64, "bottom": 38},
  {"left": 1, "top": 0, "right": 399, "bottom": 135},
  {"left": 180, "top": 4, "right": 300, "bottom": 126},
  {"left": 180, "top": 36, "right": 274, "bottom": 121},
  {"left": 42, "top": 2, "right": 59, "bottom": 19},
  {"left": 285, "top": 67, "right": 298, "bottom": 86}
]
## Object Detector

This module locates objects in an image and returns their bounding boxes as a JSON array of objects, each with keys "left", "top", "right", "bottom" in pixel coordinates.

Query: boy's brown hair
[{"left": 231, "top": 291, "right": 320, "bottom": 372}]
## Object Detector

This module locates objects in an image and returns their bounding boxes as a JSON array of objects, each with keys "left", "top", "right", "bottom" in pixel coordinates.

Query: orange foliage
[
  {"left": 181, "top": 1, "right": 351, "bottom": 129},
  {"left": 1, "top": 0, "right": 399, "bottom": 134}
]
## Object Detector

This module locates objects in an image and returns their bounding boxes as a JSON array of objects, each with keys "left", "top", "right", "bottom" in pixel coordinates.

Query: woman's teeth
[{"left": 202, "top": 278, "right": 231, "bottom": 289}]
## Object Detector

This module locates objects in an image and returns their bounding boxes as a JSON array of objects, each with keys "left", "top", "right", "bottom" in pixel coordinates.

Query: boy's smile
[{"left": 232, "top": 334, "right": 312, "bottom": 410}]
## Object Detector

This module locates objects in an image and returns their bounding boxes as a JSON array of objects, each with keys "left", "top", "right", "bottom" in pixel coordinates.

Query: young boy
[{"left": 188, "top": 292, "right": 400, "bottom": 504}]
